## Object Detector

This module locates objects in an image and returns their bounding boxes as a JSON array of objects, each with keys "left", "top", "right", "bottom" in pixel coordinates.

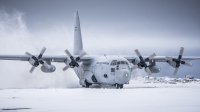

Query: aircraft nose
[{"left": 117, "top": 70, "right": 130, "bottom": 84}]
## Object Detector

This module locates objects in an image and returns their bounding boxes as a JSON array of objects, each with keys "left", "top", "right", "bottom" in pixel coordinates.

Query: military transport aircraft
[{"left": 0, "top": 11, "right": 200, "bottom": 89}]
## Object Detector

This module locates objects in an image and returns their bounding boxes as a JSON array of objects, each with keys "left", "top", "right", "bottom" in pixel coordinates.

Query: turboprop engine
[
  {"left": 146, "top": 60, "right": 161, "bottom": 73},
  {"left": 132, "top": 49, "right": 156, "bottom": 75},
  {"left": 26, "top": 47, "right": 51, "bottom": 73},
  {"left": 165, "top": 47, "right": 192, "bottom": 75}
]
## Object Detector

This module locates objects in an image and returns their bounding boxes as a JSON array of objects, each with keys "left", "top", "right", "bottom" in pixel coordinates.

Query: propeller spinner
[
  {"left": 165, "top": 47, "right": 192, "bottom": 75},
  {"left": 63, "top": 49, "right": 86, "bottom": 71},
  {"left": 132, "top": 49, "right": 156, "bottom": 75},
  {"left": 25, "top": 47, "right": 50, "bottom": 73}
]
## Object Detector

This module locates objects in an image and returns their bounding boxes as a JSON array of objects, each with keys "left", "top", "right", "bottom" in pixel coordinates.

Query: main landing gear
[
  {"left": 82, "top": 81, "right": 123, "bottom": 89},
  {"left": 115, "top": 84, "right": 123, "bottom": 89}
]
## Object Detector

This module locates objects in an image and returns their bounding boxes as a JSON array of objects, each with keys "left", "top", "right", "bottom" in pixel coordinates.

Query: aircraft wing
[
  {"left": 1, "top": 55, "right": 199, "bottom": 62},
  {"left": 0, "top": 55, "right": 93, "bottom": 62},
  {"left": 150, "top": 56, "right": 200, "bottom": 62},
  {"left": 124, "top": 56, "right": 200, "bottom": 62}
]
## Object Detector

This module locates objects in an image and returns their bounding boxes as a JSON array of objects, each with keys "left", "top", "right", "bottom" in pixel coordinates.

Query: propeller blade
[
  {"left": 40, "top": 47, "right": 46, "bottom": 56},
  {"left": 63, "top": 65, "right": 70, "bottom": 71},
  {"left": 25, "top": 52, "right": 33, "bottom": 57},
  {"left": 179, "top": 47, "right": 184, "bottom": 56},
  {"left": 183, "top": 61, "right": 193, "bottom": 67},
  {"left": 135, "top": 49, "right": 141, "bottom": 57},
  {"left": 132, "top": 65, "right": 138, "bottom": 70},
  {"left": 148, "top": 53, "right": 156, "bottom": 60},
  {"left": 76, "top": 51, "right": 87, "bottom": 62},
  {"left": 38, "top": 47, "right": 46, "bottom": 59},
  {"left": 165, "top": 56, "right": 173, "bottom": 61},
  {"left": 30, "top": 66, "right": 35, "bottom": 73},
  {"left": 174, "top": 68, "right": 179, "bottom": 75},
  {"left": 145, "top": 67, "right": 152, "bottom": 75},
  {"left": 65, "top": 49, "right": 72, "bottom": 57},
  {"left": 79, "top": 51, "right": 86, "bottom": 58}
]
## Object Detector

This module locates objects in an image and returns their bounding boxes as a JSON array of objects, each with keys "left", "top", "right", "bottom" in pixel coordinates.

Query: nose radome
[
  {"left": 117, "top": 70, "right": 130, "bottom": 84},
  {"left": 123, "top": 71, "right": 130, "bottom": 81},
  {"left": 123, "top": 72, "right": 130, "bottom": 79}
]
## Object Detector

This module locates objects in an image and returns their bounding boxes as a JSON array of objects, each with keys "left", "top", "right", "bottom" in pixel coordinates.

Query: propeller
[
  {"left": 165, "top": 47, "right": 192, "bottom": 75},
  {"left": 63, "top": 49, "right": 86, "bottom": 71},
  {"left": 132, "top": 49, "right": 156, "bottom": 75},
  {"left": 25, "top": 47, "right": 51, "bottom": 73}
]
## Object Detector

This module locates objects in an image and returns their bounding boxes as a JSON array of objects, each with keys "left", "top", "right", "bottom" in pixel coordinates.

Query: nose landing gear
[
  {"left": 84, "top": 80, "right": 92, "bottom": 88},
  {"left": 115, "top": 84, "right": 123, "bottom": 89}
]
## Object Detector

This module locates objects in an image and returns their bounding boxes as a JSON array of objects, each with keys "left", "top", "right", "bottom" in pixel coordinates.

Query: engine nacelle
[
  {"left": 166, "top": 60, "right": 177, "bottom": 68},
  {"left": 28, "top": 58, "right": 36, "bottom": 66},
  {"left": 131, "top": 58, "right": 142, "bottom": 69},
  {"left": 41, "top": 65, "right": 56, "bottom": 73},
  {"left": 147, "top": 65, "right": 161, "bottom": 73},
  {"left": 132, "top": 58, "right": 140, "bottom": 65}
]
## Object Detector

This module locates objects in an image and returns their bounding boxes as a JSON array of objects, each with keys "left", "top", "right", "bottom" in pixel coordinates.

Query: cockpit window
[
  {"left": 116, "top": 61, "right": 129, "bottom": 65},
  {"left": 110, "top": 60, "right": 117, "bottom": 65},
  {"left": 125, "top": 61, "right": 128, "bottom": 65},
  {"left": 111, "top": 60, "right": 129, "bottom": 65},
  {"left": 97, "top": 62, "right": 109, "bottom": 65},
  {"left": 121, "top": 61, "right": 125, "bottom": 64}
]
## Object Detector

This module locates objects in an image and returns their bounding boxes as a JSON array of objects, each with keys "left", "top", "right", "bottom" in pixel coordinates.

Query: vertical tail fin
[{"left": 73, "top": 11, "right": 83, "bottom": 55}]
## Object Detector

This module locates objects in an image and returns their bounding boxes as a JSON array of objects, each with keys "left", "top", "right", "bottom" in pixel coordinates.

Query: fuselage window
[
  {"left": 104, "top": 74, "right": 108, "bottom": 78},
  {"left": 111, "top": 68, "right": 115, "bottom": 72}
]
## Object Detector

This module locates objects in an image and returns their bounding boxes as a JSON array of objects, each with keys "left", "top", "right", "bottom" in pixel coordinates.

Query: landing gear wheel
[
  {"left": 120, "top": 84, "right": 123, "bottom": 89},
  {"left": 115, "top": 84, "right": 120, "bottom": 89},
  {"left": 85, "top": 80, "right": 91, "bottom": 88},
  {"left": 115, "top": 84, "right": 123, "bottom": 89}
]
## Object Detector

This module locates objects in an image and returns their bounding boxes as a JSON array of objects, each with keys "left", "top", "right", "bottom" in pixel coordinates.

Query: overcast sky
[{"left": 0, "top": 0, "right": 200, "bottom": 88}]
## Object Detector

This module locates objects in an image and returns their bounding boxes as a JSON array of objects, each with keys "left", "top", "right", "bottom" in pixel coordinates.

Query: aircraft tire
[
  {"left": 85, "top": 80, "right": 91, "bottom": 88},
  {"left": 120, "top": 84, "right": 123, "bottom": 89},
  {"left": 115, "top": 84, "right": 119, "bottom": 89}
]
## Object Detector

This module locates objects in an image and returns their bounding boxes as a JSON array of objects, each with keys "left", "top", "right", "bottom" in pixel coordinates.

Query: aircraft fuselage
[{"left": 75, "top": 55, "right": 131, "bottom": 87}]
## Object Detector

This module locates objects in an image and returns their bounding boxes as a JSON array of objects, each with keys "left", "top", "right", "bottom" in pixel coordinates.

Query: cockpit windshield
[
  {"left": 110, "top": 60, "right": 117, "bottom": 65},
  {"left": 119, "top": 61, "right": 128, "bottom": 65},
  {"left": 110, "top": 60, "right": 128, "bottom": 66}
]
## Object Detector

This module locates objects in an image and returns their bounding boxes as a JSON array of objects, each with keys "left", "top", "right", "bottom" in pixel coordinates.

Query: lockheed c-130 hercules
[{"left": 0, "top": 11, "right": 200, "bottom": 89}]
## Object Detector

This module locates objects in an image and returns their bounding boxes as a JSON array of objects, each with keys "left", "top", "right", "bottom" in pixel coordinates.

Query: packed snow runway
[{"left": 0, "top": 79, "right": 200, "bottom": 112}]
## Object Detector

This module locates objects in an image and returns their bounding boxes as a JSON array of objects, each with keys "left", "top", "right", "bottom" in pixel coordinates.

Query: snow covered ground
[{"left": 0, "top": 79, "right": 200, "bottom": 112}]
